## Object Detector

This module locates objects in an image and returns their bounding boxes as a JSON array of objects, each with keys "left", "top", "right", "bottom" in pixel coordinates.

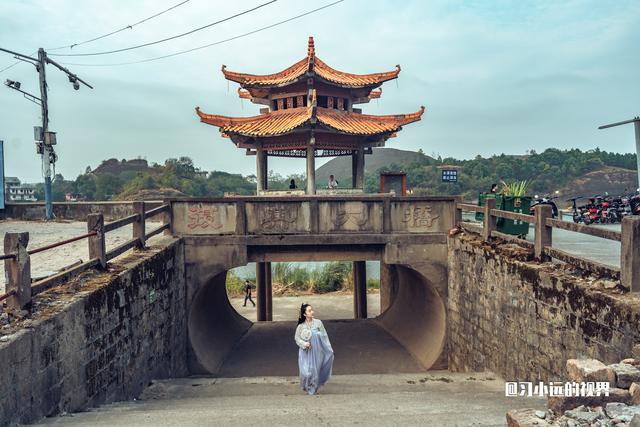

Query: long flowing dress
[{"left": 294, "top": 318, "right": 334, "bottom": 395}]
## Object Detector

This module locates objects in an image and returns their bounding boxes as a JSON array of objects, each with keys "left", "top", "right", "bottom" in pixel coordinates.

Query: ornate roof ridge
[
  {"left": 195, "top": 104, "right": 424, "bottom": 137},
  {"left": 221, "top": 36, "right": 401, "bottom": 88}
]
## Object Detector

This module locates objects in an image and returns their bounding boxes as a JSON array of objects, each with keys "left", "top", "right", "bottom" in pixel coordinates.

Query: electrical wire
[
  {"left": 0, "top": 60, "right": 21, "bottom": 74},
  {"left": 46, "top": 0, "right": 192, "bottom": 51},
  {"left": 49, "top": 0, "right": 278, "bottom": 57},
  {"left": 0, "top": 0, "right": 192, "bottom": 73},
  {"left": 60, "top": 0, "right": 344, "bottom": 67}
]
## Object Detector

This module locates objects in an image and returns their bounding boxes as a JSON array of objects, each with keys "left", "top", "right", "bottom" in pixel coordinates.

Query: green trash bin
[
  {"left": 496, "top": 196, "right": 532, "bottom": 237},
  {"left": 475, "top": 193, "right": 503, "bottom": 221}
]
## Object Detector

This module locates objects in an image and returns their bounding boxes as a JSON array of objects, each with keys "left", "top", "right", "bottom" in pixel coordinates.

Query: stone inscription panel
[
  {"left": 246, "top": 202, "right": 311, "bottom": 234},
  {"left": 318, "top": 201, "right": 383, "bottom": 233},
  {"left": 390, "top": 201, "right": 453, "bottom": 233},
  {"left": 173, "top": 202, "right": 237, "bottom": 235}
]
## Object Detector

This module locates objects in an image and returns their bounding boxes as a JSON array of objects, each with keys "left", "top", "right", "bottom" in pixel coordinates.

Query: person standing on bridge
[
  {"left": 294, "top": 303, "right": 334, "bottom": 395},
  {"left": 243, "top": 280, "right": 256, "bottom": 307}
]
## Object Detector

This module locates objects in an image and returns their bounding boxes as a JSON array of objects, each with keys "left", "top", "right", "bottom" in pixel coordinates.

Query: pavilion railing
[
  {"left": 0, "top": 202, "right": 171, "bottom": 316},
  {"left": 455, "top": 199, "right": 639, "bottom": 292}
]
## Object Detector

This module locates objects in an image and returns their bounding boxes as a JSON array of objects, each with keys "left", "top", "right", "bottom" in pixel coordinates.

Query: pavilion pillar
[
  {"left": 256, "top": 262, "right": 272, "bottom": 321},
  {"left": 351, "top": 151, "right": 358, "bottom": 188},
  {"left": 306, "top": 144, "right": 316, "bottom": 195},
  {"left": 262, "top": 153, "right": 268, "bottom": 190},
  {"left": 353, "top": 261, "right": 367, "bottom": 319},
  {"left": 355, "top": 147, "right": 365, "bottom": 189},
  {"left": 256, "top": 147, "right": 266, "bottom": 194}
]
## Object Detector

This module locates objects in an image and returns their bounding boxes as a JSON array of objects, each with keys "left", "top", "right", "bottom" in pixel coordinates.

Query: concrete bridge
[
  {"left": 1, "top": 196, "right": 639, "bottom": 425},
  {"left": 171, "top": 195, "right": 456, "bottom": 375}
]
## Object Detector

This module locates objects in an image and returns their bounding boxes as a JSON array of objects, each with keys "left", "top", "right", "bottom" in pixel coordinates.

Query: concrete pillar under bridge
[
  {"left": 353, "top": 261, "right": 367, "bottom": 319},
  {"left": 255, "top": 261, "right": 272, "bottom": 321}
]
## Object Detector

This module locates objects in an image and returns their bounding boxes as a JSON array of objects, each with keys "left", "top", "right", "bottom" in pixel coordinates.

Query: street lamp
[{"left": 598, "top": 117, "right": 640, "bottom": 188}]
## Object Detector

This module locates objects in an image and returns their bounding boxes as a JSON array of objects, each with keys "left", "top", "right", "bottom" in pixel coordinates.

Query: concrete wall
[
  {"left": 1, "top": 201, "right": 162, "bottom": 221},
  {"left": 0, "top": 237, "right": 187, "bottom": 426},
  {"left": 447, "top": 234, "right": 640, "bottom": 382}
]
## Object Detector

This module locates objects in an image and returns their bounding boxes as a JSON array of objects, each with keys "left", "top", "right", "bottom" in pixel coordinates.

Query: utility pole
[
  {"left": 1, "top": 46, "right": 92, "bottom": 219},
  {"left": 598, "top": 117, "right": 640, "bottom": 189}
]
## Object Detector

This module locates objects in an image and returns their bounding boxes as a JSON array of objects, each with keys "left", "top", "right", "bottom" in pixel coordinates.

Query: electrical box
[
  {"left": 44, "top": 131, "right": 57, "bottom": 145},
  {"left": 34, "top": 126, "right": 43, "bottom": 141}
]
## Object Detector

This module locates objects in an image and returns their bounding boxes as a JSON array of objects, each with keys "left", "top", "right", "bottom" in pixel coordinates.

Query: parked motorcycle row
[
  {"left": 529, "top": 190, "right": 640, "bottom": 224},
  {"left": 566, "top": 191, "right": 640, "bottom": 224}
]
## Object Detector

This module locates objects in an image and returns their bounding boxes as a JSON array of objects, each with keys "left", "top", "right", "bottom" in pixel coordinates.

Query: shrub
[{"left": 312, "top": 262, "right": 352, "bottom": 293}]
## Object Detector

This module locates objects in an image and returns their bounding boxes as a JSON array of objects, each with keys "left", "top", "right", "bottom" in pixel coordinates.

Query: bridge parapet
[{"left": 169, "top": 196, "right": 459, "bottom": 237}]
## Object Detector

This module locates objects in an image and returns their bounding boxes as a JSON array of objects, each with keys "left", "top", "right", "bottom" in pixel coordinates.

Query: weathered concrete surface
[
  {"left": 447, "top": 233, "right": 640, "bottom": 382},
  {"left": 1, "top": 201, "right": 162, "bottom": 221},
  {"left": 34, "top": 372, "right": 543, "bottom": 427},
  {"left": 185, "top": 238, "right": 449, "bottom": 374},
  {"left": 0, "top": 236, "right": 187, "bottom": 426}
]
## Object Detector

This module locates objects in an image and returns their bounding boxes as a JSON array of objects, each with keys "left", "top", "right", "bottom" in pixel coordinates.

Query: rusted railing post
[
  {"left": 534, "top": 204, "right": 553, "bottom": 261},
  {"left": 482, "top": 197, "right": 496, "bottom": 240},
  {"left": 4, "top": 232, "right": 32, "bottom": 312},
  {"left": 87, "top": 213, "right": 106, "bottom": 268},
  {"left": 621, "top": 216, "right": 640, "bottom": 292},
  {"left": 133, "top": 201, "right": 145, "bottom": 248}
]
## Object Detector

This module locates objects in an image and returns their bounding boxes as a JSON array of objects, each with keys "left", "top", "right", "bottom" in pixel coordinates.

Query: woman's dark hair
[{"left": 297, "top": 303, "right": 311, "bottom": 324}]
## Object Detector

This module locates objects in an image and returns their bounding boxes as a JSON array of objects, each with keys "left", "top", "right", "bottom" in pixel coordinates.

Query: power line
[
  {"left": 46, "top": 0, "right": 193, "bottom": 51},
  {"left": 49, "top": 0, "right": 278, "bottom": 57},
  {"left": 0, "top": 0, "right": 192, "bottom": 73},
  {"left": 61, "top": 0, "right": 345, "bottom": 67}
]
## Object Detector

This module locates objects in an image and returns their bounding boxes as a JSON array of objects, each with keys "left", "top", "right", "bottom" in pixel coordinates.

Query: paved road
[{"left": 35, "top": 372, "right": 544, "bottom": 426}]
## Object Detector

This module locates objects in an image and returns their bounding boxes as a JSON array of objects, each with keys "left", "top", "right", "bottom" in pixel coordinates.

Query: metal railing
[
  {"left": 0, "top": 202, "right": 171, "bottom": 314},
  {"left": 456, "top": 199, "right": 639, "bottom": 292}
]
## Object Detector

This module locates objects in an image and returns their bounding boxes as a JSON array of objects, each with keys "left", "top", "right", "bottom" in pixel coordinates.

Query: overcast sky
[{"left": 1, "top": 0, "right": 639, "bottom": 183}]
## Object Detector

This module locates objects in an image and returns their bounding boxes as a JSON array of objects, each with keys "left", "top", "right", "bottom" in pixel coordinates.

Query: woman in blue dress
[{"left": 294, "top": 303, "right": 334, "bottom": 395}]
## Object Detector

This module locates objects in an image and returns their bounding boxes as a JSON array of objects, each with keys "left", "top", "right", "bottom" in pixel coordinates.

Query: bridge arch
[{"left": 185, "top": 244, "right": 447, "bottom": 375}]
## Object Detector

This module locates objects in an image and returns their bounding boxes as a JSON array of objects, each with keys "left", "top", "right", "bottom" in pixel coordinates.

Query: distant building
[{"left": 5, "top": 177, "right": 37, "bottom": 202}]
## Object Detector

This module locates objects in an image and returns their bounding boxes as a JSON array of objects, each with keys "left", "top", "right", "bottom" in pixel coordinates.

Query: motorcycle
[
  {"left": 530, "top": 193, "right": 559, "bottom": 218},
  {"left": 566, "top": 197, "right": 591, "bottom": 224}
]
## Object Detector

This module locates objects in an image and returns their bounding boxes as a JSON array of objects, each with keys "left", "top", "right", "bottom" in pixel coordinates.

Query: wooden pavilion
[{"left": 196, "top": 36, "right": 424, "bottom": 194}]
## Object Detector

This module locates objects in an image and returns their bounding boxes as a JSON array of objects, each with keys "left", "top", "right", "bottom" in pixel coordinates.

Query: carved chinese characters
[
  {"left": 173, "top": 202, "right": 237, "bottom": 235},
  {"left": 319, "top": 201, "right": 382, "bottom": 233},
  {"left": 391, "top": 202, "right": 447, "bottom": 233},
  {"left": 246, "top": 202, "right": 310, "bottom": 234}
]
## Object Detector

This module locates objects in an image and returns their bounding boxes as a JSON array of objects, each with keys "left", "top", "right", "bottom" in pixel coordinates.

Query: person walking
[
  {"left": 294, "top": 303, "right": 334, "bottom": 395},
  {"left": 243, "top": 279, "right": 256, "bottom": 307}
]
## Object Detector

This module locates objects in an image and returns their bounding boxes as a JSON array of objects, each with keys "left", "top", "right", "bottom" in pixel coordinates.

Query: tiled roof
[
  {"left": 221, "top": 37, "right": 400, "bottom": 88},
  {"left": 195, "top": 106, "right": 424, "bottom": 138}
]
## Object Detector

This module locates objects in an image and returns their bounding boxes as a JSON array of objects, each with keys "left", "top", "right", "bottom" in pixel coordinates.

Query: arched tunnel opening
[{"left": 187, "top": 263, "right": 446, "bottom": 377}]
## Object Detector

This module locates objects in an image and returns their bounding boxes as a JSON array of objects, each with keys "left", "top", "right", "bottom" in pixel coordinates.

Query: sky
[{"left": 0, "top": 0, "right": 639, "bottom": 183}]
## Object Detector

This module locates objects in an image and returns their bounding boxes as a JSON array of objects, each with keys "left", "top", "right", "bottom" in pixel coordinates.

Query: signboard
[
  {"left": 441, "top": 169, "right": 458, "bottom": 183},
  {"left": 0, "top": 141, "right": 4, "bottom": 209}
]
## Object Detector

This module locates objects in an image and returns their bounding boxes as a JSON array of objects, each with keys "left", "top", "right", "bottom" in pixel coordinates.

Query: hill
[
  {"left": 316, "top": 148, "right": 434, "bottom": 184},
  {"left": 557, "top": 166, "right": 638, "bottom": 200},
  {"left": 93, "top": 158, "right": 151, "bottom": 175}
]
